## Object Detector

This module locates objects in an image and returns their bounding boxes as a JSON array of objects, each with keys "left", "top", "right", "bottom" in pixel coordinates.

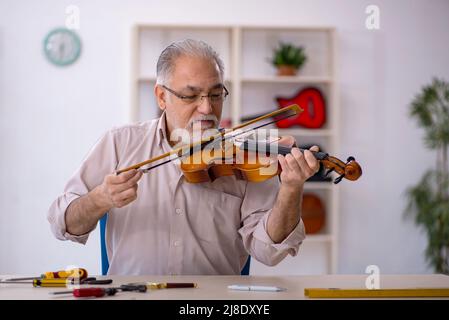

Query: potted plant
[
  {"left": 405, "top": 78, "right": 449, "bottom": 274},
  {"left": 270, "top": 42, "right": 307, "bottom": 76}
]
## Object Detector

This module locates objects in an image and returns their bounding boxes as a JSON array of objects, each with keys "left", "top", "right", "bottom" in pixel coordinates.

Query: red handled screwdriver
[
  {"left": 51, "top": 284, "right": 147, "bottom": 297},
  {"left": 51, "top": 287, "right": 118, "bottom": 298}
]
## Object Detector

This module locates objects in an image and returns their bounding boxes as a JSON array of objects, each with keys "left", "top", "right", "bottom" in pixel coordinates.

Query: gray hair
[{"left": 156, "top": 39, "right": 225, "bottom": 85}]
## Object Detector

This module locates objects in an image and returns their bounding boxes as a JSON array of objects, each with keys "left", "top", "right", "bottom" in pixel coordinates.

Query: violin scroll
[{"left": 321, "top": 155, "right": 362, "bottom": 184}]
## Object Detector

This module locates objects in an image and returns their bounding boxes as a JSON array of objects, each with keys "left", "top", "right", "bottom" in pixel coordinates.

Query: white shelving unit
[{"left": 130, "top": 24, "right": 339, "bottom": 275}]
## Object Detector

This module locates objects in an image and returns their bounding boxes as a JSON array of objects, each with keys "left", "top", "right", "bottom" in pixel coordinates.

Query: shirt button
[
  {"left": 175, "top": 208, "right": 182, "bottom": 215},
  {"left": 173, "top": 240, "right": 181, "bottom": 247}
]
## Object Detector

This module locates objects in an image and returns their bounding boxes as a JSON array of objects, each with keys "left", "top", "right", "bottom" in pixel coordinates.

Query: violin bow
[{"left": 116, "top": 104, "right": 303, "bottom": 174}]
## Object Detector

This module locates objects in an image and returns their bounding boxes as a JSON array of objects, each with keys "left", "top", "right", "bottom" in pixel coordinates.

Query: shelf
[
  {"left": 304, "top": 181, "right": 334, "bottom": 190},
  {"left": 276, "top": 128, "right": 334, "bottom": 137},
  {"left": 138, "top": 24, "right": 232, "bottom": 31},
  {"left": 138, "top": 77, "right": 233, "bottom": 83},
  {"left": 304, "top": 234, "right": 333, "bottom": 243},
  {"left": 138, "top": 77, "right": 156, "bottom": 82},
  {"left": 241, "top": 76, "right": 332, "bottom": 84},
  {"left": 132, "top": 24, "right": 339, "bottom": 274},
  {"left": 138, "top": 77, "right": 330, "bottom": 85},
  {"left": 241, "top": 26, "right": 335, "bottom": 32}
]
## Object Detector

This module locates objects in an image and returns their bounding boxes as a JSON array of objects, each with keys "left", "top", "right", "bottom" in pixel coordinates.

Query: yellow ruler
[{"left": 304, "top": 288, "right": 449, "bottom": 298}]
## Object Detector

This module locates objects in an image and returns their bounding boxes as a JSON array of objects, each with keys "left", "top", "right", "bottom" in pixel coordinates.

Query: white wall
[{"left": 1, "top": 0, "right": 448, "bottom": 275}]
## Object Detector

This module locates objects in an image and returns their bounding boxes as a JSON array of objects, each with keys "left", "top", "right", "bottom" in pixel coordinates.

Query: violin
[{"left": 117, "top": 105, "right": 362, "bottom": 185}]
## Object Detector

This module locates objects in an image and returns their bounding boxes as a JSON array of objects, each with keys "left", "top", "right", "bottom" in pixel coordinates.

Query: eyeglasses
[{"left": 161, "top": 85, "right": 229, "bottom": 105}]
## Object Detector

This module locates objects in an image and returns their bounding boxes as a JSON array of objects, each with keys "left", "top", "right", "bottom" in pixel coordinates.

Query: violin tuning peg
[
  {"left": 334, "top": 174, "right": 345, "bottom": 184},
  {"left": 324, "top": 168, "right": 335, "bottom": 177},
  {"left": 346, "top": 156, "right": 355, "bottom": 163}
]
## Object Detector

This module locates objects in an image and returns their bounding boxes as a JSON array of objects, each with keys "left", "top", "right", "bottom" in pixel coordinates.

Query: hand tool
[
  {"left": 304, "top": 287, "right": 449, "bottom": 298},
  {"left": 119, "top": 284, "right": 147, "bottom": 292},
  {"left": 127, "top": 282, "right": 197, "bottom": 289},
  {"left": 51, "top": 287, "right": 118, "bottom": 298},
  {"left": 1, "top": 279, "right": 70, "bottom": 287},
  {"left": 1, "top": 277, "right": 113, "bottom": 287},
  {"left": 51, "top": 284, "right": 146, "bottom": 298},
  {"left": 81, "top": 277, "right": 113, "bottom": 285},
  {"left": 4, "top": 268, "right": 88, "bottom": 281}
]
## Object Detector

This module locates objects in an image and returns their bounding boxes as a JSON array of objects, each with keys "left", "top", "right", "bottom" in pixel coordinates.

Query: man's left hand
[{"left": 277, "top": 146, "right": 320, "bottom": 190}]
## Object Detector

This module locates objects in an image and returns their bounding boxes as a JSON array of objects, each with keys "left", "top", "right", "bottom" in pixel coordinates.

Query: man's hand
[
  {"left": 96, "top": 169, "right": 143, "bottom": 210},
  {"left": 266, "top": 146, "right": 320, "bottom": 243},
  {"left": 65, "top": 169, "right": 143, "bottom": 236},
  {"left": 277, "top": 146, "right": 320, "bottom": 190}
]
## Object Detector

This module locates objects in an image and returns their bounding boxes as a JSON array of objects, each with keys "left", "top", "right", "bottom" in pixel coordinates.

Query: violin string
[
  {"left": 140, "top": 137, "right": 220, "bottom": 173},
  {"left": 140, "top": 139, "right": 212, "bottom": 173},
  {"left": 139, "top": 111, "right": 299, "bottom": 173},
  {"left": 210, "top": 111, "right": 298, "bottom": 147},
  {"left": 169, "top": 111, "right": 299, "bottom": 161}
]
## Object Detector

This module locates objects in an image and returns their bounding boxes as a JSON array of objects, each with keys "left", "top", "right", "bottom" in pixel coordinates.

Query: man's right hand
[
  {"left": 97, "top": 169, "right": 143, "bottom": 210},
  {"left": 65, "top": 169, "right": 143, "bottom": 236}
]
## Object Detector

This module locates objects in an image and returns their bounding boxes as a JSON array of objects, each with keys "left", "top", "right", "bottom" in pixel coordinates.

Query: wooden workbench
[{"left": 1, "top": 274, "right": 449, "bottom": 300}]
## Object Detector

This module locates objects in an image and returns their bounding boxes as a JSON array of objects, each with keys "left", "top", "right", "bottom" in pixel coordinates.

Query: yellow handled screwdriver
[
  {"left": 1, "top": 278, "right": 71, "bottom": 287},
  {"left": 3, "top": 268, "right": 88, "bottom": 281}
]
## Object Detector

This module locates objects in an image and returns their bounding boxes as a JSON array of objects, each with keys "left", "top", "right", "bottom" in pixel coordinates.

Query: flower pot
[{"left": 276, "top": 65, "right": 298, "bottom": 76}]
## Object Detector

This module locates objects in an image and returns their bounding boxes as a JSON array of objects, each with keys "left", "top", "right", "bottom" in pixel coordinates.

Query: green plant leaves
[
  {"left": 406, "top": 171, "right": 449, "bottom": 273},
  {"left": 407, "top": 79, "right": 449, "bottom": 274},
  {"left": 271, "top": 42, "right": 307, "bottom": 69},
  {"left": 410, "top": 78, "right": 449, "bottom": 149}
]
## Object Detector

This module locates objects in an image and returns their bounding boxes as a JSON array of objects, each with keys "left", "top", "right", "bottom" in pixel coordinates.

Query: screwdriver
[
  {"left": 1, "top": 278, "right": 112, "bottom": 288},
  {"left": 52, "top": 284, "right": 146, "bottom": 298},
  {"left": 147, "top": 282, "right": 197, "bottom": 289},
  {"left": 1, "top": 279, "right": 70, "bottom": 287},
  {"left": 51, "top": 288, "right": 118, "bottom": 298},
  {"left": 128, "top": 282, "right": 197, "bottom": 289},
  {"left": 4, "top": 268, "right": 88, "bottom": 281}
]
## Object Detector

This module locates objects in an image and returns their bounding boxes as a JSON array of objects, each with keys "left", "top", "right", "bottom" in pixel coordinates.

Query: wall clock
[{"left": 43, "top": 28, "right": 81, "bottom": 66}]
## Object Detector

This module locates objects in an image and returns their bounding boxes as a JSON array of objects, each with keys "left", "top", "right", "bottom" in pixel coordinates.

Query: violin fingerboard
[{"left": 242, "top": 141, "right": 328, "bottom": 160}]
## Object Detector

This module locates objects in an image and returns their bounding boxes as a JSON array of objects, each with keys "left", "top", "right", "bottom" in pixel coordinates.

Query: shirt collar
[
  {"left": 156, "top": 111, "right": 169, "bottom": 148},
  {"left": 155, "top": 111, "right": 183, "bottom": 177}
]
